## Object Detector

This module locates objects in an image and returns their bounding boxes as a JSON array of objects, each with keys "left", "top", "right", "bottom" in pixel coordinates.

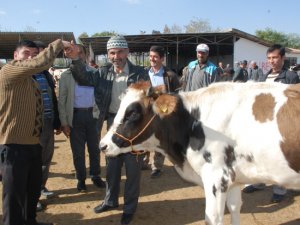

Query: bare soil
[{"left": 1, "top": 126, "right": 300, "bottom": 225}]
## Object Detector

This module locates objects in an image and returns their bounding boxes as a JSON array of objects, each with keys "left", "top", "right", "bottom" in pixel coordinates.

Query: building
[{"left": 79, "top": 28, "right": 300, "bottom": 74}]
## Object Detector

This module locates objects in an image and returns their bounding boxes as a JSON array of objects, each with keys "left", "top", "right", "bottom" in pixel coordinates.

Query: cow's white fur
[{"left": 100, "top": 82, "right": 300, "bottom": 225}]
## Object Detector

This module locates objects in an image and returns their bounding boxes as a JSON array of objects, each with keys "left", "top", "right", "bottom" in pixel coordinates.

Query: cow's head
[{"left": 100, "top": 81, "right": 181, "bottom": 157}]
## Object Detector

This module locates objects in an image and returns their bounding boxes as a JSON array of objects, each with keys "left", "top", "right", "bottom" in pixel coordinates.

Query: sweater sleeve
[
  {"left": 70, "top": 59, "right": 99, "bottom": 86},
  {"left": 0, "top": 39, "right": 64, "bottom": 84}
]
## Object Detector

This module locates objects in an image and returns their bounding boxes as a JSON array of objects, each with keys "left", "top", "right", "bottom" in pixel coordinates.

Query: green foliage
[
  {"left": 91, "top": 31, "right": 117, "bottom": 37},
  {"left": 256, "top": 28, "right": 300, "bottom": 48},
  {"left": 286, "top": 33, "right": 300, "bottom": 49},
  {"left": 77, "top": 32, "right": 89, "bottom": 44},
  {"left": 256, "top": 28, "right": 286, "bottom": 45}
]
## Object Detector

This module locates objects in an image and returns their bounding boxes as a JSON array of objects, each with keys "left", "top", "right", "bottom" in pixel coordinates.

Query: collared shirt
[
  {"left": 109, "top": 62, "right": 129, "bottom": 114},
  {"left": 149, "top": 66, "right": 165, "bottom": 87},
  {"left": 74, "top": 83, "right": 95, "bottom": 108},
  {"left": 33, "top": 73, "right": 53, "bottom": 119}
]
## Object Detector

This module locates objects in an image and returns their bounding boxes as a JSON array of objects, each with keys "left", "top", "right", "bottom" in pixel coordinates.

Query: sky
[{"left": 0, "top": 0, "right": 299, "bottom": 39}]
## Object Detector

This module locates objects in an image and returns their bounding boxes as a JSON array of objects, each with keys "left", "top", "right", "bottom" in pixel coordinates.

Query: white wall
[{"left": 234, "top": 38, "right": 270, "bottom": 73}]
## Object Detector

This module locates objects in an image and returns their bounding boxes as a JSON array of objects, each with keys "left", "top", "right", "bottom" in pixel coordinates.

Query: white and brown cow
[{"left": 100, "top": 81, "right": 300, "bottom": 225}]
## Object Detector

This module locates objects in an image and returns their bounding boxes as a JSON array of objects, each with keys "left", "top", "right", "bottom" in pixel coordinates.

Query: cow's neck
[{"left": 153, "top": 96, "right": 205, "bottom": 168}]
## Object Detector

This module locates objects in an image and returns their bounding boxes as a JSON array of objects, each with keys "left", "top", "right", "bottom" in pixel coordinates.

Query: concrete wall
[{"left": 234, "top": 38, "right": 270, "bottom": 73}]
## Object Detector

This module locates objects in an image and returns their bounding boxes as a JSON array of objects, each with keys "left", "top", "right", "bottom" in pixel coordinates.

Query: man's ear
[
  {"left": 13, "top": 51, "right": 18, "bottom": 60},
  {"left": 152, "top": 94, "right": 177, "bottom": 118}
]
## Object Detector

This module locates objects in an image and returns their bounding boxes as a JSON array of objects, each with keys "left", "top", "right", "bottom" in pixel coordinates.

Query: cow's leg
[
  {"left": 226, "top": 186, "right": 242, "bottom": 225},
  {"left": 202, "top": 165, "right": 227, "bottom": 225}
]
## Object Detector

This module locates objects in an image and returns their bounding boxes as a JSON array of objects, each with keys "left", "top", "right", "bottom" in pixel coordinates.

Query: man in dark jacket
[
  {"left": 33, "top": 41, "right": 61, "bottom": 211},
  {"left": 248, "top": 61, "right": 263, "bottom": 82},
  {"left": 261, "top": 44, "right": 299, "bottom": 83},
  {"left": 233, "top": 60, "right": 248, "bottom": 82},
  {"left": 65, "top": 35, "right": 149, "bottom": 225},
  {"left": 143, "top": 45, "right": 180, "bottom": 178},
  {"left": 243, "top": 44, "right": 299, "bottom": 203}
]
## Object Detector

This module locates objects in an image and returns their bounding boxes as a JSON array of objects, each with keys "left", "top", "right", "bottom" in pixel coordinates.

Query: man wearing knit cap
[{"left": 64, "top": 35, "right": 149, "bottom": 225}]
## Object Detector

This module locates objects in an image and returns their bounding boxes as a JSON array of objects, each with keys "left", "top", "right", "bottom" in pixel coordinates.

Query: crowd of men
[{"left": 0, "top": 34, "right": 299, "bottom": 225}]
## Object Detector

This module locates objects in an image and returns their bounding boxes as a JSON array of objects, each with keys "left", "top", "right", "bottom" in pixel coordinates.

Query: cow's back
[{"left": 181, "top": 82, "right": 300, "bottom": 188}]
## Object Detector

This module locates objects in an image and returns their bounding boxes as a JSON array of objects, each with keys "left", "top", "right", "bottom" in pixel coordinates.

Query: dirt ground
[{"left": 1, "top": 127, "right": 300, "bottom": 225}]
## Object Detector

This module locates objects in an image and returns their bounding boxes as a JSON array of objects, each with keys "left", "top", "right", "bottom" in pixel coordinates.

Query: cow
[{"left": 100, "top": 81, "right": 300, "bottom": 225}]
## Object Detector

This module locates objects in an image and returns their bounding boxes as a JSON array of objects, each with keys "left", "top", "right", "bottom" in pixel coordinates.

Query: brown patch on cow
[
  {"left": 201, "top": 83, "right": 233, "bottom": 98},
  {"left": 277, "top": 86, "right": 300, "bottom": 172},
  {"left": 129, "top": 81, "right": 151, "bottom": 91},
  {"left": 252, "top": 93, "right": 276, "bottom": 123},
  {"left": 153, "top": 94, "right": 178, "bottom": 118}
]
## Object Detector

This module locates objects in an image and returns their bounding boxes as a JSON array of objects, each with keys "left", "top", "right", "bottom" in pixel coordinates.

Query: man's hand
[
  {"left": 63, "top": 40, "right": 80, "bottom": 60},
  {"left": 61, "top": 125, "right": 71, "bottom": 138}
]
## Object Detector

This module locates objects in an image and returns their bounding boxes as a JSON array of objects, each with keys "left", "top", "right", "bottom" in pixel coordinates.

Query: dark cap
[{"left": 240, "top": 60, "right": 247, "bottom": 65}]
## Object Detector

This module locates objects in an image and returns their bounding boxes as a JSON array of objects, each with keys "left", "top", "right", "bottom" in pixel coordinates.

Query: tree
[
  {"left": 77, "top": 32, "right": 89, "bottom": 44},
  {"left": 256, "top": 28, "right": 300, "bottom": 49},
  {"left": 24, "top": 26, "right": 36, "bottom": 32},
  {"left": 170, "top": 24, "right": 183, "bottom": 33},
  {"left": 286, "top": 33, "right": 300, "bottom": 49},
  {"left": 163, "top": 25, "right": 171, "bottom": 34},
  {"left": 152, "top": 30, "right": 161, "bottom": 34},
  {"left": 255, "top": 28, "right": 287, "bottom": 45},
  {"left": 91, "top": 31, "right": 117, "bottom": 37},
  {"left": 184, "top": 17, "right": 212, "bottom": 33}
]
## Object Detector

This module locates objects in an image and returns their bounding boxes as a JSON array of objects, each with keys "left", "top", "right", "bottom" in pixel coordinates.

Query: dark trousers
[
  {"left": 104, "top": 153, "right": 143, "bottom": 214},
  {"left": 40, "top": 118, "right": 54, "bottom": 189},
  {"left": 0, "top": 144, "right": 42, "bottom": 225},
  {"left": 70, "top": 109, "right": 100, "bottom": 181},
  {"left": 104, "top": 113, "right": 143, "bottom": 214}
]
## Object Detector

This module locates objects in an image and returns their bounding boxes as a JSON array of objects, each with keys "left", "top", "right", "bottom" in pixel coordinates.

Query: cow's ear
[
  {"left": 153, "top": 94, "right": 177, "bottom": 118},
  {"left": 146, "top": 85, "right": 166, "bottom": 100}
]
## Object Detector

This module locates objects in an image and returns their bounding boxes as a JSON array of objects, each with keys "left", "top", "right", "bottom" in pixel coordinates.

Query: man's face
[
  {"left": 107, "top": 48, "right": 129, "bottom": 70},
  {"left": 197, "top": 51, "right": 208, "bottom": 64},
  {"left": 14, "top": 46, "right": 39, "bottom": 60},
  {"left": 149, "top": 51, "right": 164, "bottom": 69},
  {"left": 267, "top": 49, "right": 284, "bottom": 72}
]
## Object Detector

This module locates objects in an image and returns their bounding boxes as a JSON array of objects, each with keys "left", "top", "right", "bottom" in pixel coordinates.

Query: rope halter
[{"left": 113, "top": 114, "right": 157, "bottom": 159}]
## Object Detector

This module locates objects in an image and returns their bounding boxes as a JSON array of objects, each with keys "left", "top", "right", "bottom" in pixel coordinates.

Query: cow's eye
[{"left": 125, "top": 110, "right": 140, "bottom": 122}]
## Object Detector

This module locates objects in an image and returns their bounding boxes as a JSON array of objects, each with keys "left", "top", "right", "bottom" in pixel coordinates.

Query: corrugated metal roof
[
  {"left": 0, "top": 32, "right": 75, "bottom": 59},
  {"left": 79, "top": 28, "right": 273, "bottom": 56}
]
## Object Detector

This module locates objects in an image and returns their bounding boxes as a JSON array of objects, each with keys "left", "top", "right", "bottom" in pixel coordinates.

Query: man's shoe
[
  {"left": 121, "top": 213, "right": 134, "bottom": 225},
  {"left": 94, "top": 202, "right": 118, "bottom": 214},
  {"left": 37, "top": 223, "right": 54, "bottom": 225},
  {"left": 271, "top": 193, "right": 285, "bottom": 203},
  {"left": 150, "top": 169, "right": 161, "bottom": 178},
  {"left": 41, "top": 187, "right": 55, "bottom": 199},
  {"left": 92, "top": 176, "right": 106, "bottom": 188},
  {"left": 36, "top": 201, "right": 44, "bottom": 212},
  {"left": 242, "top": 185, "right": 262, "bottom": 193},
  {"left": 77, "top": 180, "right": 87, "bottom": 192}
]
